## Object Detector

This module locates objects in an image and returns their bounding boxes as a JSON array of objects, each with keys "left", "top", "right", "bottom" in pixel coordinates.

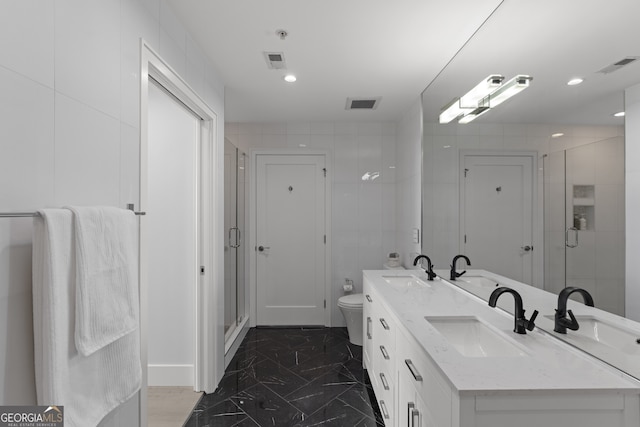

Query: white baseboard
[{"left": 147, "top": 364, "right": 193, "bottom": 386}]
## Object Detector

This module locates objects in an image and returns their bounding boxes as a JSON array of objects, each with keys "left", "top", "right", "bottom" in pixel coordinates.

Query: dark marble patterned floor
[{"left": 185, "top": 327, "right": 384, "bottom": 427}]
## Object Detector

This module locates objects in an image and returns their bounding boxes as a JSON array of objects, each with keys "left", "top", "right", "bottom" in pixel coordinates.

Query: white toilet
[
  {"left": 338, "top": 262, "right": 405, "bottom": 346},
  {"left": 338, "top": 293, "right": 364, "bottom": 346}
]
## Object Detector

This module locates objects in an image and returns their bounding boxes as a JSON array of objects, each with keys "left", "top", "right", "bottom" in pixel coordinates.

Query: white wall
[
  {"left": 625, "top": 83, "right": 640, "bottom": 321},
  {"left": 395, "top": 98, "right": 423, "bottom": 268},
  {"left": 225, "top": 122, "right": 397, "bottom": 327},
  {"left": 421, "top": 121, "right": 623, "bottom": 287},
  {"left": 0, "top": 0, "right": 224, "bottom": 425}
]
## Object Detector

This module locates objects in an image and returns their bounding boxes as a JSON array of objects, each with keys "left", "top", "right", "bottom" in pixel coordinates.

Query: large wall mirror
[{"left": 421, "top": 0, "right": 639, "bottom": 367}]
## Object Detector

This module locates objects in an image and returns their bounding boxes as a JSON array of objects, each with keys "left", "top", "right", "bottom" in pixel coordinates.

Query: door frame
[
  {"left": 249, "top": 150, "right": 332, "bottom": 327},
  {"left": 139, "top": 40, "right": 223, "bottom": 424},
  {"left": 458, "top": 150, "right": 540, "bottom": 286}
]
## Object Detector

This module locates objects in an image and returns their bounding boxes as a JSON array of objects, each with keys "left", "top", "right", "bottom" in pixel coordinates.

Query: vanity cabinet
[
  {"left": 363, "top": 280, "right": 396, "bottom": 424},
  {"left": 396, "top": 328, "right": 451, "bottom": 427},
  {"left": 363, "top": 270, "right": 640, "bottom": 427}
]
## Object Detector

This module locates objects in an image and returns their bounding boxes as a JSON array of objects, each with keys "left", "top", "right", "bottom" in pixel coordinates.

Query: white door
[
  {"left": 256, "top": 154, "right": 326, "bottom": 325},
  {"left": 147, "top": 80, "right": 199, "bottom": 386},
  {"left": 461, "top": 154, "right": 534, "bottom": 284}
]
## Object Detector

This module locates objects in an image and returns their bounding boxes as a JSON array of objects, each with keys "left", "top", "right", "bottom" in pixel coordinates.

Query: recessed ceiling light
[
  {"left": 567, "top": 78, "right": 584, "bottom": 86},
  {"left": 552, "top": 133, "right": 564, "bottom": 138},
  {"left": 613, "top": 111, "right": 625, "bottom": 117},
  {"left": 284, "top": 74, "right": 297, "bottom": 83}
]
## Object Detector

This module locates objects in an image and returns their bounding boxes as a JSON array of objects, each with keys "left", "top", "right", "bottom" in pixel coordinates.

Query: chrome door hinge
[
  {"left": 200, "top": 266, "right": 205, "bottom": 275},
  {"left": 464, "top": 168, "right": 469, "bottom": 177},
  {"left": 324, "top": 234, "right": 326, "bottom": 244},
  {"left": 324, "top": 299, "right": 326, "bottom": 308},
  {"left": 322, "top": 167, "right": 327, "bottom": 177},
  {"left": 464, "top": 235, "right": 467, "bottom": 244}
]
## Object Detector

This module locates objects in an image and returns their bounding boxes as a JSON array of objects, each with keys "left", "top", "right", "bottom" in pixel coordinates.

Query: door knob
[
  {"left": 521, "top": 245, "right": 533, "bottom": 252},
  {"left": 258, "top": 245, "right": 270, "bottom": 252}
]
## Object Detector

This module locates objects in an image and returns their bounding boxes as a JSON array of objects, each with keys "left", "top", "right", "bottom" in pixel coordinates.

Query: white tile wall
[
  {"left": 0, "top": 1, "right": 55, "bottom": 88},
  {"left": 0, "top": 1, "right": 225, "bottom": 425},
  {"left": 226, "top": 120, "right": 398, "bottom": 326}
]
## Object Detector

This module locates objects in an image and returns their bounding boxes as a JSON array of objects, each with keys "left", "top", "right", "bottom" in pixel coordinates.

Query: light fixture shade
[
  {"left": 459, "top": 75, "right": 504, "bottom": 108},
  {"left": 439, "top": 99, "right": 468, "bottom": 124},
  {"left": 488, "top": 75, "right": 532, "bottom": 108}
]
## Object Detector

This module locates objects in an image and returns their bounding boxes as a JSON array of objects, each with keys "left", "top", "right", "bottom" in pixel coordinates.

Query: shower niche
[{"left": 572, "top": 185, "right": 594, "bottom": 231}]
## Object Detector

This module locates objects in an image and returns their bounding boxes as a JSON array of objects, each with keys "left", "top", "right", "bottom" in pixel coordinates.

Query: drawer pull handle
[
  {"left": 380, "top": 372, "right": 389, "bottom": 390},
  {"left": 380, "top": 345, "right": 390, "bottom": 360},
  {"left": 380, "top": 318, "right": 390, "bottom": 330},
  {"left": 405, "top": 359, "right": 423, "bottom": 382},
  {"left": 408, "top": 402, "right": 419, "bottom": 427},
  {"left": 411, "top": 408, "right": 420, "bottom": 426},
  {"left": 367, "top": 317, "right": 372, "bottom": 339},
  {"left": 366, "top": 294, "right": 373, "bottom": 302},
  {"left": 380, "top": 400, "right": 389, "bottom": 419}
]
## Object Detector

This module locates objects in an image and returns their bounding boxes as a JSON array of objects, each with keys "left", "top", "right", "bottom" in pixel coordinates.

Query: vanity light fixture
[
  {"left": 439, "top": 74, "right": 532, "bottom": 124},
  {"left": 284, "top": 74, "right": 297, "bottom": 83},
  {"left": 567, "top": 77, "right": 584, "bottom": 86},
  {"left": 614, "top": 111, "right": 625, "bottom": 117}
]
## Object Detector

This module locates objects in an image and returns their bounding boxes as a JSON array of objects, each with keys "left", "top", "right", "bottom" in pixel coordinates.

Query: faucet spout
[
  {"left": 489, "top": 287, "right": 538, "bottom": 334},
  {"left": 413, "top": 254, "right": 436, "bottom": 281},
  {"left": 554, "top": 287, "right": 594, "bottom": 334},
  {"left": 450, "top": 254, "right": 471, "bottom": 280}
]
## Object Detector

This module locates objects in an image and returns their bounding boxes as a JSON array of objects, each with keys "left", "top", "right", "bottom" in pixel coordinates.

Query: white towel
[
  {"left": 67, "top": 206, "right": 138, "bottom": 356},
  {"left": 33, "top": 209, "right": 141, "bottom": 427}
]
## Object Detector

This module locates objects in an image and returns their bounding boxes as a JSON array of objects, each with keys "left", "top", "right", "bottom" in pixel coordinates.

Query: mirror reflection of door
[
  {"left": 461, "top": 153, "right": 534, "bottom": 284},
  {"left": 544, "top": 137, "right": 625, "bottom": 316}
]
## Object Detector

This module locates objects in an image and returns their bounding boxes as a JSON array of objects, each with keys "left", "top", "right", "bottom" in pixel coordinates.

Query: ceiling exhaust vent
[
  {"left": 346, "top": 97, "right": 381, "bottom": 110},
  {"left": 264, "top": 52, "right": 287, "bottom": 70},
  {"left": 597, "top": 56, "right": 639, "bottom": 74}
]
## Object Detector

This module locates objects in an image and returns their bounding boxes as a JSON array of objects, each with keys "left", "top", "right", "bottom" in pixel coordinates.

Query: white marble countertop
[
  {"left": 435, "top": 269, "right": 640, "bottom": 382},
  {"left": 364, "top": 269, "right": 640, "bottom": 396}
]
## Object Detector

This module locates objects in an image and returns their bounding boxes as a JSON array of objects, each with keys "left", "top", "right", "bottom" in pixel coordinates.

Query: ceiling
[{"left": 169, "top": 0, "right": 640, "bottom": 126}]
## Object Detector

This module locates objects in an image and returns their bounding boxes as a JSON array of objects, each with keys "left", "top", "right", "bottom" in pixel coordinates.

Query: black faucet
[
  {"left": 489, "top": 287, "right": 539, "bottom": 334},
  {"left": 450, "top": 255, "right": 471, "bottom": 280},
  {"left": 554, "top": 287, "right": 594, "bottom": 334},
  {"left": 413, "top": 254, "right": 436, "bottom": 281}
]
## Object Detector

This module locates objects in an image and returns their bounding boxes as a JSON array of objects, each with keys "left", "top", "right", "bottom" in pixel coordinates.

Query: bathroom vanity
[{"left": 363, "top": 270, "right": 640, "bottom": 427}]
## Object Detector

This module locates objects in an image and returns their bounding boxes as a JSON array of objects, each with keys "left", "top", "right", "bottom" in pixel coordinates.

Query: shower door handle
[
  {"left": 565, "top": 227, "right": 578, "bottom": 248},
  {"left": 229, "top": 227, "right": 240, "bottom": 248},
  {"left": 258, "top": 245, "right": 270, "bottom": 252}
]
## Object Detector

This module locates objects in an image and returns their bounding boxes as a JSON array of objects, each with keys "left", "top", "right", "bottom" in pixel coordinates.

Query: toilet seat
[{"left": 338, "top": 293, "right": 363, "bottom": 309}]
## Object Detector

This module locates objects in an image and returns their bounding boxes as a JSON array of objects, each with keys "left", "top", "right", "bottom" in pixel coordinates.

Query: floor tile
[
  {"left": 184, "top": 327, "right": 383, "bottom": 427},
  {"left": 230, "top": 383, "right": 305, "bottom": 426}
]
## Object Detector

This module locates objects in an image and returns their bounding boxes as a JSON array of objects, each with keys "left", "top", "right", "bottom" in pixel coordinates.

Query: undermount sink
[
  {"left": 457, "top": 276, "right": 502, "bottom": 289},
  {"left": 382, "top": 275, "right": 429, "bottom": 290},
  {"left": 425, "top": 316, "right": 526, "bottom": 357},
  {"left": 545, "top": 315, "right": 640, "bottom": 356}
]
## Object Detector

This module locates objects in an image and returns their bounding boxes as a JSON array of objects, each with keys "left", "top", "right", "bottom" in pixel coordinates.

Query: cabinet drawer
[
  {"left": 398, "top": 330, "right": 452, "bottom": 427},
  {"left": 377, "top": 384, "right": 394, "bottom": 425}
]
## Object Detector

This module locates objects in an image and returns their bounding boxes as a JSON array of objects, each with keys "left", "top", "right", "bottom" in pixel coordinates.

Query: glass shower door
[
  {"left": 544, "top": 137, "right": 625, "bottom": 315},
  {"left": 224, "top": 139, "right": 246, "bottom": 341}
]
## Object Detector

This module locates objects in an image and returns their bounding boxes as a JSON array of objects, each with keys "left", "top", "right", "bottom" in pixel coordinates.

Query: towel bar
[{"left": 0, "top": 208, "right": 146, "bottom": 218}]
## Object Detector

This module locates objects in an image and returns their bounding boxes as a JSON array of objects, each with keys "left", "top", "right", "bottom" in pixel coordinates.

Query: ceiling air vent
[
  {"left": 264, "top": 52, "right": 287, "bottom": 70},
  {"left": 346, "top": 97, "right": 381, "bottom": 110},
  {"left": 597, "top": 56, "right": 639, "bottom": 74}
]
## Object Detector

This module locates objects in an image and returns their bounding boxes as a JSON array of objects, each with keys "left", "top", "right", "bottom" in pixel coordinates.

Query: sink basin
[
  {"left": 425, "top": 316, "right": 526, "bottom": 357},
  {"left": 457, "top": 276, "right": 502, "bottom": 289},
  {"left": 382, "top": 275, "right": 429, "bottom": 290},
  {"left": 545, "top": 315, "right": 640, "bottom": 356}
]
